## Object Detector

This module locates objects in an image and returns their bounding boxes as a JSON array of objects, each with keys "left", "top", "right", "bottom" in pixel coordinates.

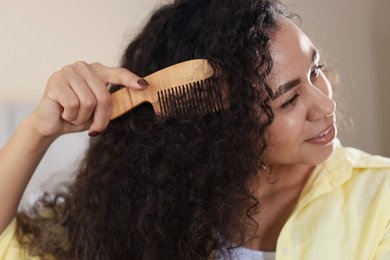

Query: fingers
[
  {"left": 86, "top": 62, "right": 149, "bottom": 134},
  {"left": 71, "top": 62, "right": 110, "bottom": 134},
  {"left": 91, "top": 62, "right": 149, "bottom": 90},
  {"left": 64, "top": 65, "right": 97, "bottom": 124},
  {"left": 48, "top": 64, "right": 96, "bottom": 124},
  {"left": 45, "top": 61, "right": 148, "bottom": 136}
]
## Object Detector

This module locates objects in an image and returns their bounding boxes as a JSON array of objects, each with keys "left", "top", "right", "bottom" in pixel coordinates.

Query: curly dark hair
[{"left": 16, "top": 0, "right": 291, "bottom": 259}]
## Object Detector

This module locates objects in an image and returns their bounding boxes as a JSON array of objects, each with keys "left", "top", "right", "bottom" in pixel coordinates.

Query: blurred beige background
[{"left": 0, "top": 0, "right": 389, "bottom": 200}]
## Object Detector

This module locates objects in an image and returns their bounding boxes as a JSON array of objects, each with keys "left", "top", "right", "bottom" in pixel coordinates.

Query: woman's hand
[
  {"left": 0, "top": 61, "right": 148, "bottom": 232},
  {"left": 32, "top": 61, "right": 148, "bottom": 138}
]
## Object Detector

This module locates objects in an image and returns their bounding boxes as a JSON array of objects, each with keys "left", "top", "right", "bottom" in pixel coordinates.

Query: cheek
[{"left": 268, "top": 111, "right": 306, "bottom": 147}]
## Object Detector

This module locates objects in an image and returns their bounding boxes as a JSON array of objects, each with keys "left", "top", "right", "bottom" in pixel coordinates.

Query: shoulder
[
  {"left": 325, "top": 142, "right": 390, "bottom": 192},
  {"left": 331, "top": 144, "right": 390, "bottom": 197},
  {"left": 330, "top": 140, "right": 390, "bottom": 175},
  {"left": 341, "top": 145, "right": 390, "bottom": 169}
]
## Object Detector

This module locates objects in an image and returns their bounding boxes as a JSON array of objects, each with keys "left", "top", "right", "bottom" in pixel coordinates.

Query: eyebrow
[
  {"left": 272, "top": 78, "right": 301, "bottom": 99},
  {"left": 272, "top": 48, "right": 319, "bottom": 99}
]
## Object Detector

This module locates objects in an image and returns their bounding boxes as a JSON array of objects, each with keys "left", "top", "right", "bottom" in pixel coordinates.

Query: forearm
[
  {"left": 0, "top": 114, "right": 56, "bottom": 233},
  {"left": 0, "top": 62, "right": 144, "bottom": 234}
]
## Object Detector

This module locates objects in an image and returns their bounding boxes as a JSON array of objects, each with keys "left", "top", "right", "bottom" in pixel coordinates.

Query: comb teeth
[{"left": 157, "top": 79, "right": 224, "bottom": 118}]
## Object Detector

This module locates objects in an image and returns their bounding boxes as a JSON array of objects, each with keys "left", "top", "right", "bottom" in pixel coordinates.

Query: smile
[
  {"left": 306, "top": 124, "right": 336, "bottom": 145},
  {"left": 318, "top": 127, "right": 332, "bottom": 138}
]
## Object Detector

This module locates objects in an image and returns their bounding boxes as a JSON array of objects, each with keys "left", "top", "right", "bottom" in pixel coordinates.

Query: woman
[{"left": 1, "top": 0, "right": 389, "bottom": 259}]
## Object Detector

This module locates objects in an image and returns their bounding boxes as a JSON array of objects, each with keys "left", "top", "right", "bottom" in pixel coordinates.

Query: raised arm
[{"left": 0, "top": 62, "right": 148, "bottom": 233}]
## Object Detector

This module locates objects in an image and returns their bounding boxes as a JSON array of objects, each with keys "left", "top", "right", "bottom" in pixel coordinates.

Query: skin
[
  {"left": 0, "top": 62, "right": 147, "bottom": 234},
  {"left": 247, "top": 19, "right": 337, "bottom": 251}
]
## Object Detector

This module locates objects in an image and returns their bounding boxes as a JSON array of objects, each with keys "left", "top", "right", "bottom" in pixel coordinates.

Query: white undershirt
[{"left": 216, "top": 246, "right": 276, "bottom": 260}]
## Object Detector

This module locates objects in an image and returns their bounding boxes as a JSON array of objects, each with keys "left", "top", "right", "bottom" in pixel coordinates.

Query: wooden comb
[{"left": 110, "top": 59, "right": 225, "bottom": 120}]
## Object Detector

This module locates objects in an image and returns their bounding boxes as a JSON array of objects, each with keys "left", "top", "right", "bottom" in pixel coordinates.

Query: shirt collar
[{"left": 323, "top": 139, "right": 353, "bottom": 187}]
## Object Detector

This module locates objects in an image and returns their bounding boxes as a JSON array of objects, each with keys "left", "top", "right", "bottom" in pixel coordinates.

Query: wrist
[{"left": 23, "top": 113, "right": 59, "bottom": 146}]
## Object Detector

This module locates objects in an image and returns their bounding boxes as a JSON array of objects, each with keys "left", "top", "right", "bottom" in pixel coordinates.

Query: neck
[
  {"left": 253, "top": 163, "right": 315, "bottom": 201},
  {"left": 242, "top": 164, "right": 315, "bottom": 251}
]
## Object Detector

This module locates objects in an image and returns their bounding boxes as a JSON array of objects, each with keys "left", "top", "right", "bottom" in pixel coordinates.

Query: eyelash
[
  {"left": 280, "top": 93, "right": 300, "bottom": 109},
  {"left": 311, "top": 64, "right": 325, "bottom": 78}
]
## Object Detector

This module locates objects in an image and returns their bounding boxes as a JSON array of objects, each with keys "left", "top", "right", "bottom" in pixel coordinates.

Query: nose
[{"left": 307, "top": 85, "right": 336, "bottom": 121}]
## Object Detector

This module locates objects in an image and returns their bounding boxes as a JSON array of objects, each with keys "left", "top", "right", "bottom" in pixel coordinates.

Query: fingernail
[
  {"left": 137, "top": 79, "right": 149, "bottom": 88},
  {"left": 88, "top": 131, "right": 100, "bottom": 137}
]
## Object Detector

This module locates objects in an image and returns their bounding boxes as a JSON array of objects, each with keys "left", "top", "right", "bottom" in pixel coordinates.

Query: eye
[
  {"left": 280, "top": 93, "right": 300, "bottom": 109},
  {"left": 311, "top": 64, "right": 325, "bottom": 78}
]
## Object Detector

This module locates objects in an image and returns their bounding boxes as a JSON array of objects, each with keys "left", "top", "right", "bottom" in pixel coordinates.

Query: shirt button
[{"left": 282, "top": 248, "right": 290, "bottom": 255}]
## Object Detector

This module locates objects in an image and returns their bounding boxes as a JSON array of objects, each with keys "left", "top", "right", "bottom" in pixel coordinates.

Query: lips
[
  {"left": 317, "top": 126, "right": 332, "bottom": 138},
  {"left": 306, "top": 123, "right": 336, "bottom": 145}
]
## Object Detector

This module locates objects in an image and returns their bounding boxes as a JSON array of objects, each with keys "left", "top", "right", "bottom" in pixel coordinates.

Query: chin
[{"left": 305, "top": 140, "right": 337, "bottom": 165}]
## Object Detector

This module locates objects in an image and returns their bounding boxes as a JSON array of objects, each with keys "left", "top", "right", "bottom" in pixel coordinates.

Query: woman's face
[{"left": 264, "top": 19, "right": 337, "bottom": 167}]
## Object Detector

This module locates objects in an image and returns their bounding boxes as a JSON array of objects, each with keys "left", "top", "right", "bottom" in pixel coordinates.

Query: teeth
[{"left": 318, "top": 127, "right": 331, "bottom": 138}]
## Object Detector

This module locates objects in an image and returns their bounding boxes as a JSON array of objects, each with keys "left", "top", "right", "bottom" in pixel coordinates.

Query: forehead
[{"left": 270, "top": 18, "right": 315, "bottom": 70}]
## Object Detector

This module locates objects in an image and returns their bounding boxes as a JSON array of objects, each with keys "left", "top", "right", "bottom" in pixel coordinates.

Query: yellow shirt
[
  {"left": 0, "top": 219, "right": 34, "bottom": 260},
  {"left": 1, "top": 143, "right": 390, "bottom": 259},
  {"left": 274, "top": 144, "right": 390, "bottom": 259}
]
